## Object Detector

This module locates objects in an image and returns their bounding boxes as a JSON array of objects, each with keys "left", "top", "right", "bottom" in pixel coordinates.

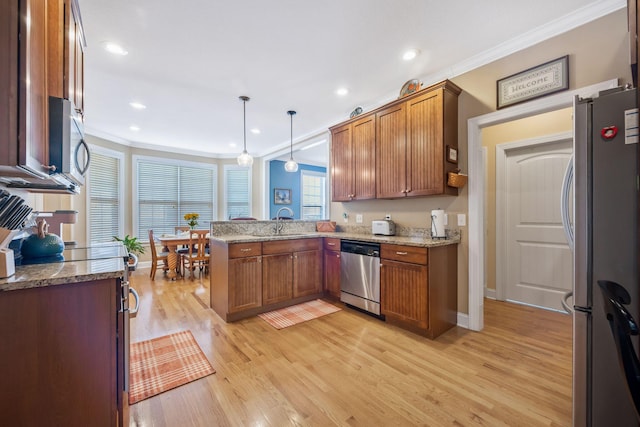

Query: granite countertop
[
  {"left": 211, "top": 231, "right": 460, "bottom": 248},
  {"left": 0, "top": 258, "right": 126, "bottom": 292}
]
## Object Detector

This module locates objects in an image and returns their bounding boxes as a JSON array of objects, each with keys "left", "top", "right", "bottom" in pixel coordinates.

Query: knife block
[{"left": 0, "top": 227, "right": 20, "bottom": 249}]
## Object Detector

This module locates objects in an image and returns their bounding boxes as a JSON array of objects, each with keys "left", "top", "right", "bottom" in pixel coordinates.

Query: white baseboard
[
  {"left": 484, "top": 287, "right": 496, "bottom": 300},
  {"left": 457, "top": 312, "right": 469, "bottom": 329},
  {"left": 137, "top": 260, "right": 151, "bottom": 269}
]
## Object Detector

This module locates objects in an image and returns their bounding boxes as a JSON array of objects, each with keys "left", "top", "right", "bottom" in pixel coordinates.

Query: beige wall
[{"left": 481, "top": 108, "right": 572, "bottom": 293}]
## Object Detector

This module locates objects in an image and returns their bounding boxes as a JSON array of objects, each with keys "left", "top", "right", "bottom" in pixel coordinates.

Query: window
[
  {"left": 224, "top": 165, "right": 252, "bottom": 219},
  {"left": 87, "top": 147, "right": 124, "bottom": 244},
  {"left": 134, "top": 156, "right": 216, "bottom": 239},
  {"left": 301, "top": 171, "right": 326, "bottom": 220}
]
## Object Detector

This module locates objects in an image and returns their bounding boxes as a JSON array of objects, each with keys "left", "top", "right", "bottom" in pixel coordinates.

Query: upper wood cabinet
[
  {"left": 0, "top": 0, "right": 51, "bottom": 179},
  {"left": 330, "top": 113, "right": 376, "bottom": 201},
  {"left": 377, "top": 81, "right": 461, "bottom": 198},
  {"left": 67, "top": 0, "right": 86, "bottom": 116},
  {"left": 0, "top": 0, "right": 86, "bottom": 182},
  {"left": 329, "top": 80, "right": 461, "bottom": 201}
]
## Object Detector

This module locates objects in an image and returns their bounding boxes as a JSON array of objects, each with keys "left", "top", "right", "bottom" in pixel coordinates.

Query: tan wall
[
  {"left": 330, "top": 8, "right": 632, "bottom": 314},
  {"left": 481, "top": 108, "right": 572, "bottom": 293}
]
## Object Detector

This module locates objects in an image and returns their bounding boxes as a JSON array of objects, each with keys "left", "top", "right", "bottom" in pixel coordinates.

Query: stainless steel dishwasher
[{"left": 340, "top": 240, "right": 381, "bottom": 316}]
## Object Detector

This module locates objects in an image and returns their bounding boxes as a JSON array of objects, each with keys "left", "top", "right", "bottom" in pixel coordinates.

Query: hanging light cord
[
  {"left": 243, "top": 98, "right": 247, "bottom": 152},
  {"left": 289, "top": 111, "right": 293, "bottom": 159}
]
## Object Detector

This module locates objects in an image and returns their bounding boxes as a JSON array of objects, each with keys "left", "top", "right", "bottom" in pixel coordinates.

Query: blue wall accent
[{"left": 269, "top": 160, "right": 326, "bottom": 219}]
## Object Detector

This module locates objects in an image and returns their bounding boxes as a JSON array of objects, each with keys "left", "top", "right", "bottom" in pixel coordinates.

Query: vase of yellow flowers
[{"left": 184, "top": 213, "right": 199, "bottom": 229}]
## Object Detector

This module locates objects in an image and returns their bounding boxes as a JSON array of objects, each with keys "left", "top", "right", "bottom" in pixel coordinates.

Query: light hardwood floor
[{"left": 129, "top": 269, "right": 572, "bottom": 426}]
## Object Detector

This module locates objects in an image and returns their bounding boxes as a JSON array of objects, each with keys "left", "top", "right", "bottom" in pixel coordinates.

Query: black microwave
[{"left": 49, "top": 96, "right": 91, "bottom": 186}]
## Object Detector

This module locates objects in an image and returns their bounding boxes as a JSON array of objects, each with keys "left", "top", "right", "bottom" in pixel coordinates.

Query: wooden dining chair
[
  {"left": 180, "top": 230, "right": 210, "bottom": 280},
  {"left": 148, "top": 229, "right": 170, "bottom": 280}
]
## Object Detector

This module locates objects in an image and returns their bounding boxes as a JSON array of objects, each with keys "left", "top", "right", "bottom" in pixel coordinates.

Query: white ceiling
[{"left": 81, "top": 0, "right": 624, "bottom": 164}]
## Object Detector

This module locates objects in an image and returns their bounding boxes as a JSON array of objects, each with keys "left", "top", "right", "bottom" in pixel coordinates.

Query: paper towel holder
[{"left": 431, "top": 209, "right": 447, "bottom": 240}]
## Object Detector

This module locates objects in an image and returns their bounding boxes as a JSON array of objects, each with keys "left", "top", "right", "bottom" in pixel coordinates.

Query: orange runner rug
[
  {"left": 129, "top": 330, "right": 215, "bottom": 404},
  {"left": 258, "top": 299, "right": 341, "bottom": 329}
]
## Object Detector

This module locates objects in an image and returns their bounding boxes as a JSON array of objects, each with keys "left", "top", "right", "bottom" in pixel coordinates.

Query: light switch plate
[
  {"left": 457, "top": 213, "right": 466, "bottom": 226},
  {"left": 356, "top": 214, "right": 363, "bottom": 223}
]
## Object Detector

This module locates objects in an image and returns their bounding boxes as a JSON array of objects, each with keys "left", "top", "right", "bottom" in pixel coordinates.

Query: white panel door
[{"left": 503, "top": 138, "right": 572, "bottom": 311}]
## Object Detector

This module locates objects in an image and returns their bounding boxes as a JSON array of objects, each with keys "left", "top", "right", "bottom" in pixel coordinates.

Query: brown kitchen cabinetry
[
  {"left": 330, "top": 113, "right": 376, "bottom": 201},
  {"left": 263, "top": 238, "right": 323, "bottom": 302},
  {"left": 1, "top": 0, "right": 86, "bottom": 181},
  {"left": 48, "top": 0, "right": 86, "bottom": 113},
  {"left": 377, "top": 81, "right": 461, "bottom": 198},
  {"left": 211, "top": 238, "right": 324, "bottom": 322},
  {"left": 0, "top": 278, "right": 123, "bottom": 426},
  {"left": 380, "top": 243, "right": 457, "bottom": 339},
  {"left": 329, "top": 80, "right": 461, "bottom": 201},
  {"left": 211, "top": 241, "right": 263, "bottom": 317},
  {"left": 323, "top": 237, "right": 341, "bottom": 299},
  {"left": 0, "top": 0, "right": 51, "bottom": 179},
  {"left": 66, "top": 0, "right": 86, "bottom": 115}
]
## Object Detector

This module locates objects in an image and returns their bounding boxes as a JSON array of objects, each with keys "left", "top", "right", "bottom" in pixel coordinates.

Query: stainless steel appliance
[
  {"left": 565, "top": 87, "right": 639, "bottom": 426},
  {"left": 340, "top": 240, "right": 381, "bottom": 315},
  {"left": 49, "top": 96, "right": 91, "bottom": 186}
]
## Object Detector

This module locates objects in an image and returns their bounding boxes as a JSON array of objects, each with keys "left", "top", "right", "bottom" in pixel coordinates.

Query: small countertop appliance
[{"left": 372, "top": 220, "right": 395, "bottom": 236}]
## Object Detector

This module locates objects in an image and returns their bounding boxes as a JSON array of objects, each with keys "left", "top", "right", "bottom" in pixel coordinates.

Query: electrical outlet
[
  {"left": 356, "top": 214, "right": 363, "bottom": 223},
  {"left": 343, "top": 212, "right": 349, "bottom": 223},
  {"left": 385, "top": 214, "right": 391, "bottom": 220},
  {"left": 457, "top": 213, "right": 466, "bottom": 226}
]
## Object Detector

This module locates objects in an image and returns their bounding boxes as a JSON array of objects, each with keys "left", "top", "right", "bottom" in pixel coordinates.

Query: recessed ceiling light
[
  {"left": 129, "top": 102, "right": 146, "bottom": 110},
  {"left": 103, "top": 42, "right": 128, "bottom": 56},
  {"left": 336, "top": 87, "right": 349, "bottom": 96},
  {"left": 250, "top": 128, "right": 261, "bottom": 134},
  {"left": 129, "top": 125, "right": 140, "bottom": 131},
  {"left": 402, "top": 49, "right": 420, "bottom": 61},
  {"left": 228, "top": 142, "right": 237, "bottom": 148}
]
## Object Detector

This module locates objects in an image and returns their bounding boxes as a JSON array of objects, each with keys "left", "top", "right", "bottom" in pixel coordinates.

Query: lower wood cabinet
[
  {"left": 381, "top": 258, "right": 429, "bottom": 330},
  {"left": 228, "top": 255, "right": 262, "bottom": 313},
  {"left": 323, "top": 237, "right": 341, "bottom": 299},
  {"left": 0, "top": 278, "right": 122, "bottom": 426},
  {"left": 381, "top": 243, "right": 457, "bottom": 339},
  {"left": 211, "top": 238, "right": 324, "bottom": 322},
  {"left": 263, "top": 239, "right": 322, "bottom": 302},
  {"left": 262, "top": 253, "right": 293, "bottom": 305}
]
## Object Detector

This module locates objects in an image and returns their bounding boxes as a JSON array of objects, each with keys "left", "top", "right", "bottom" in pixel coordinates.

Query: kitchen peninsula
[{"left": 209, "top": 220, "right": 459, "bottom": 339}]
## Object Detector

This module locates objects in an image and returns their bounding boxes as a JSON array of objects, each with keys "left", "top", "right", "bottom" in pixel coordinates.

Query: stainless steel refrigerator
[{"left": 569, "top": 87, "right": 639, "bottom": 426}]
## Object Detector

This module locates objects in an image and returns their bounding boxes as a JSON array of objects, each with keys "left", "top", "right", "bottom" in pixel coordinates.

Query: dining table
[{"left": 158, "top": 229, "right": 209, "bottom": 280}]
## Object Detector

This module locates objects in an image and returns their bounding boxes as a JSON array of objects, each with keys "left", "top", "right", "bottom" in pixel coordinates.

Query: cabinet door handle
[
  {"left": 396, "top": 251, "right": 408, "bottom": 255},
  {"left": 240, "top": 248, "right": 252, "bottom": 252},
  {"left": 406, "top": 188, "right": 412, "bottom": 193},
  {"left": 41, "top": 164, "right": 56, "bottom": 172},
  {"left": 327, "top": 242, "right": 336, "bottom": 246},
  {"left": 336, "top": 254, "right": 340, "bottom": 258}
]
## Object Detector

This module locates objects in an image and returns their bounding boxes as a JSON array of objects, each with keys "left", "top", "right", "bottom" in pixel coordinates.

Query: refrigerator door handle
[
  {"left": 561, "top": 154, "right": 574, "bottom": 252},
  {"left": 561, "top": 290, "right": 574, "bottom": 314}
]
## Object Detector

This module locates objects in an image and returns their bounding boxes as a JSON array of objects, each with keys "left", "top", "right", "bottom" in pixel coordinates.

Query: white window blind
[
  {"left": 302, "top": 171, "right": 326, "bottom": 220},
  {"left": 224, "top": 165, "right": 251, "bottom": 219},
  {"left": 136, "top": 158, "right": 216, "bottom": 239},
  {"left": 88, "top": 151, "right": 122, "bottom": 243}
]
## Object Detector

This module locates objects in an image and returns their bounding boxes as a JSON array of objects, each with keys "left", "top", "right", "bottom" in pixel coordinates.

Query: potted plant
[{"left": 113, "top": 234, "right": 145, "bottom": 271}]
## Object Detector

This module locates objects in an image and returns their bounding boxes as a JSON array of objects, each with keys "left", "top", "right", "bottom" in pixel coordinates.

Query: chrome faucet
[{"left": 275, "top": 206, "right": 294, "bottom": 234}]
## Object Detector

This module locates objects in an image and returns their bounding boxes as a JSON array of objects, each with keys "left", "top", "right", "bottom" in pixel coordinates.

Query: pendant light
[
  {"left": 237, "top": 96, "right": 253, "bottom": 167},
  {"left": 284, "top": 110, "right": 298, "bottom": 172}
]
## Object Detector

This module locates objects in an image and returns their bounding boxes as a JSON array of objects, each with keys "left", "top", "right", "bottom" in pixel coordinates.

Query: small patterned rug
[
  {"left": 258, "top": 299, "right": 341, "bottom": 329},
  {"left": 129, "top": 330, "right": 215, "bottom": 404}
]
